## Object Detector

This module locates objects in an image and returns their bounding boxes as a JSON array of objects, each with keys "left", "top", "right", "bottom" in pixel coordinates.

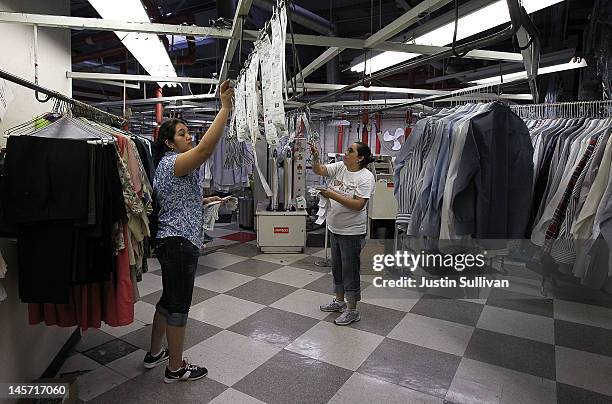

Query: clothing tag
[{"left": 253, "top": 147, "right": 273, "bottom": 197}]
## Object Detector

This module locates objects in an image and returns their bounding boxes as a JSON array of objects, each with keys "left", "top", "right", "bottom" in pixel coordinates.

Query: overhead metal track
[
  {"left": 0, "top": 11, "right": 232, "bottom": 38},
  {"left": 94, "top": 93, "right": 217, "bottom": 107},
  {"left": 294, "top": 0, "right": 452, "bottom": 82},
  {"left": 219, "top": 0, "right": 254, "bottom": 82},
  {"left": 0, "top": 12, "right": 523, "bottom": 63},
  {"left": 425, "top": 48, "right": 576, "bottom": 84},
  {"left": 79, "top": 79, "right": 141, "bottom": 90},
  {"left": 311, "top": 94, "right": 532, "bottom": 108},
  {"left": 293, "top": 83, "right": 531, "bottom": 99},
  {"left": 364, "top": 0, "right": 452, "bottom": 48},
  {"left": 294, "top": 47, "right": 341, "bottom": 82},
  {"left": 67, "top": 72, "right": 217, "bottom": 84},
  {"left": 301, "top": 0, "right": 529, "bottom": 110}
]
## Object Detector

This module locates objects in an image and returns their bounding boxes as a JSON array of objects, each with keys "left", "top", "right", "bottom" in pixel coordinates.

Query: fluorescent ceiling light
[
  {"left": 351, "top": 0, "right": 564, "bottom": 74},
  {"left": 469, "top": 58, "right": 588, "bottom": 85},
  {"left": 88, "top": 0, "right": 178, "bottom": 87}
]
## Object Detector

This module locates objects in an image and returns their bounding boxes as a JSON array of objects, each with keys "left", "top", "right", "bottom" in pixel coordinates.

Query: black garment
[
  {"left": 451, "top": 103, "right": 534, "bottom": 239},
  {"left": 18, "top": 221, "right": 74, "bottom": 303},
  {"left": 5, "top": 137, "right": 127, "bottom": 302},
  {"left": 72, "top": 145, "right": 126, "bottom": 284},
  {"left": 528, "top": 129, "right": 564, "bottom": 233},
  {"left": 0, "top": 148, "right": 18, "bottom": 237},
  {"left": 3, "top": 136, "right": 90, "bottom": 224},
  {"left": 132, "top": 137, "right": 154, "bottom": 184}
]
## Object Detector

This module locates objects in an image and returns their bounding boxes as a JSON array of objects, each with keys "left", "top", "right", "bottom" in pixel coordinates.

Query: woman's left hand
[
  {"left": 204, "top": 196, "right": 224, "bottom": 204},
  {"left": 318, "top": 188, "right": 334, "bottom": 199}
]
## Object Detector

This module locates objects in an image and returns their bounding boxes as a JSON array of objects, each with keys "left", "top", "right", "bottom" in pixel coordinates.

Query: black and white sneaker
[
  {"left": 164, "top": 359, "right": 208, "bottom": 383},
  {"left": 144, "top": 348, "right": 170, "bottom": 369}
]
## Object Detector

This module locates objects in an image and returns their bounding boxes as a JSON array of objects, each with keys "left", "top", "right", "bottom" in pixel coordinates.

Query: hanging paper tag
[{"left": 253, "top": 146, "right": 273, "bottom": 197}]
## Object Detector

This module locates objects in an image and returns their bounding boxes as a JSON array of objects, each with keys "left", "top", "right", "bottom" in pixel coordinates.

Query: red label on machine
[{"left": 274, "top": 227, "right": 290, "bottom": 234}]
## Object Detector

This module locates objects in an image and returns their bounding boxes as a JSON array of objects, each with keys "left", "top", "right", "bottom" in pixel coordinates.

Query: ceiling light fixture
[
  {"left": 469, "top": 58, "right": 588, "bottom": 85},
  {"left": 351, "top": 0, "right": 564, "bottom": 74},
  {"left": 87, "top": 0, "right": 178, "bottom": 87}
]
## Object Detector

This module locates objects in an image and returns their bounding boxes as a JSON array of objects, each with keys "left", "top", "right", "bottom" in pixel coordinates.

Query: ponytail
[
  {"left": 354, "top": 141, "right": 375, "bottom": 169},
  {"left": 152, "top": 118, "right": 186, "bottom": 168}
]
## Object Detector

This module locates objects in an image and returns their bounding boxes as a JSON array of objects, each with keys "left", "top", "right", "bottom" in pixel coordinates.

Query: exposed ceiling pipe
[{"left": 251, "top": 0, "right": 336, "bottom": 36}]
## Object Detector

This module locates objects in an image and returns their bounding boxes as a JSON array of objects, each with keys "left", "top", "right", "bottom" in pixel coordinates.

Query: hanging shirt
[
  {"left": 154, "top": 152, "right": 204, "bottom": 249},
  {"left": 324, "top": 162, "right": 375, "bottom": 235}
]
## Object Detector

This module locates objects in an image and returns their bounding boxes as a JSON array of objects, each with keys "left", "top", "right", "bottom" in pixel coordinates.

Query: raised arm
[
  {"left": 174, "top": 80, "right": 234, "bottom": 177},
  {"left": 310, "top": 142, "right": 329, "bottom": 177}
]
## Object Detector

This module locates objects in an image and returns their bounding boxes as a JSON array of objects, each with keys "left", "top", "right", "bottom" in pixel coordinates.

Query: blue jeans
[
  {"left": 330, "top": 232, "right": 365, "bottom": 305},
  {"left": 155, "top": 237, "right": 199, "bottom": 326}
]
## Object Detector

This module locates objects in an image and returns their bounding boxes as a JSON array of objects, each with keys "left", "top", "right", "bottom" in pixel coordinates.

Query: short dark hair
[
  {"left": 152, "top": 118, "right": 187, "bottom": 167},
  {"left": 354, "top": 141, "right": 375, "bottom": 169}
]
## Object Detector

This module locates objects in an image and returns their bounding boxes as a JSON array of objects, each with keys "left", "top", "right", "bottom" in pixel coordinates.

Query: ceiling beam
[
  {"left": 93, "top": 93, "right": 217, "bottom": 107},
  {"left": 425, "top": 48, "right": 577, "bottom": 84},
  {"left": 364, "top": 0, "right": 452, "bottom": 48},
  {"left": 0, "top": 12, "right": 522, "bottom": 63},
  {"left": 219, "top": 0, "right": 254, "bottom": 82},
  {"left": 80, "top": 79, "right": 141, "bottom": 90},
  {"left": 291, "top": 47, "right": 341, "bottom": 82},
  {"left": 67, "top": 72, "right": 217, "bottom": 84},
  {"left": 280, "top": 0, "right": 450, "bottom": 82},
  {"left": 0, "top": 11, "right": 232, "bottom": 37}
]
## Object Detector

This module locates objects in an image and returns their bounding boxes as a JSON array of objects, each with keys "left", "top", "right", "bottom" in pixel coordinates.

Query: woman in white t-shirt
[{"left": 310, "top": 141, "right": 375, "bottom": 325}]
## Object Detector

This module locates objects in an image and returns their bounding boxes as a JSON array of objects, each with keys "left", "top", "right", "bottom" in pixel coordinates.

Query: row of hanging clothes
[
  {"left": 511, "top": 101, "right": 612, "bottom": 293},
  {"left": 393, "top": 101, "right": 534, "bottom": 251},
  {"left": 0, "top": 99, "right": 155, "bottom": 329}
]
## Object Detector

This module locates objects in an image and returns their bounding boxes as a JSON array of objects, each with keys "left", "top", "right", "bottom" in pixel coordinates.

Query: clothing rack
[
  {"left": 0, "top": 68, "right": 126, "bottom": 126},
  {"left": 513, "top": 100, "right": 612, "bottom": 296},
  {"left": 510, "top": 100, "right": 612, "bottom": 119}
]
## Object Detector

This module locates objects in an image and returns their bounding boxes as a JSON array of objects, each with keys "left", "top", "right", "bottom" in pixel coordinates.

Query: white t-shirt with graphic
[{"left": 324, "top": 162, "right": 375, "bottom": 235}]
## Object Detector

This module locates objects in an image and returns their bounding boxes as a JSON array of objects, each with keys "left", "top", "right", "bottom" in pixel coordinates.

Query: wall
[
  {"left": 0, "top": 0, "right": 72, "bottom": 147},
  {"left": 0, "top": 0, "right": 74, "bottom": 384}
]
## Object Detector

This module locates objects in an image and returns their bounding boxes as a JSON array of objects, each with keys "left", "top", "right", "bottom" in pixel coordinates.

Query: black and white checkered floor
[{"left": 62, "top": 222, "right": 612, "bottom": 403}]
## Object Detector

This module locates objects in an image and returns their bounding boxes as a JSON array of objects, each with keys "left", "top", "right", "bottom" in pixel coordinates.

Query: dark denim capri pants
[{"left": 154, "top": 236, "right": 199, "bottom": 326}]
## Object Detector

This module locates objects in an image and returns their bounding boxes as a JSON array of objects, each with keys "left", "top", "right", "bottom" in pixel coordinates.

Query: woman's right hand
[
  {"left": 309, "top": 142, "right": 320, "bottom": 161},
  {"left": 220, "top": 80, "right": 234, "bottom": 110}
]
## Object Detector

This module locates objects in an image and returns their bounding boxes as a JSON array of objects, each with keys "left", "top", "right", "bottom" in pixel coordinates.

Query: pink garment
[
  {"left": 28, "top": 224, "right": 134, "bottom": 330},
  {"left": 126, "top": 139, "right": 143, "bottom": 195}
]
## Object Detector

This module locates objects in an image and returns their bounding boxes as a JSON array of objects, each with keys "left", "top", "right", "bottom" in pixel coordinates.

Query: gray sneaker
[
  {"left": 320, "top": 298, "right": 347, "bottom": 312},
  {"left": 334, "top": 309, "right": 360, "bottom": 326}
]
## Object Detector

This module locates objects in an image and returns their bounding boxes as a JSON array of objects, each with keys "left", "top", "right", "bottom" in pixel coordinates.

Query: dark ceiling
[{"left": 69, "top": 0, "right": 597, "bottom": 111}]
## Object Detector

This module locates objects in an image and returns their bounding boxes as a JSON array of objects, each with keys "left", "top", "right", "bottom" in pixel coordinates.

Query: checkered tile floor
[{"left": 62, "top": 222, "right": 612, "bottom": 403}]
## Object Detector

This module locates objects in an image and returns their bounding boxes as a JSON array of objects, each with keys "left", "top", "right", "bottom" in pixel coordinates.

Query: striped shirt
[
  {"left": 543, "top": 136, "right": 599, "bottom": 254},
  {"left": 394, "top": 119, "right": 435, "bottom": 231}
]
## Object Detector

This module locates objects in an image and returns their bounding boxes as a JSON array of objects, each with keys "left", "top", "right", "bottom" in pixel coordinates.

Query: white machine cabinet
[
  {"left": 368, "top": 156, "right": 398, "bottom": 220},
  {"left": 256, "top": 202, "right": 307, "bottom": 253},
  {"left": 366, "top": 156, "right": 398, "bottom": 238}
]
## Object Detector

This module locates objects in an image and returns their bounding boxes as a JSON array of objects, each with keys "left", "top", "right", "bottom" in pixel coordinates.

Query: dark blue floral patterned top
[{"left": 153, "top": 152, "right": 203, "bottom": 248}]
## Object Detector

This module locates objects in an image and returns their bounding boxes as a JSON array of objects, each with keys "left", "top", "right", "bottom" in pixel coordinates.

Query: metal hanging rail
[
  {"left": 0, "top": 68, "right": 126, "bottom": 124},
  {"left": 510, "top": 100, "right": 612, "bottom": 119}
]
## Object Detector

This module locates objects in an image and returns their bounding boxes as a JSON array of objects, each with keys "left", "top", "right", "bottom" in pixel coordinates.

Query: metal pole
[
  {"left": 0, "top": 68, "right": 124, "bottom": 123},
  {"left": 315, "top": 225, "right": 331, "bottom": 267}
]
